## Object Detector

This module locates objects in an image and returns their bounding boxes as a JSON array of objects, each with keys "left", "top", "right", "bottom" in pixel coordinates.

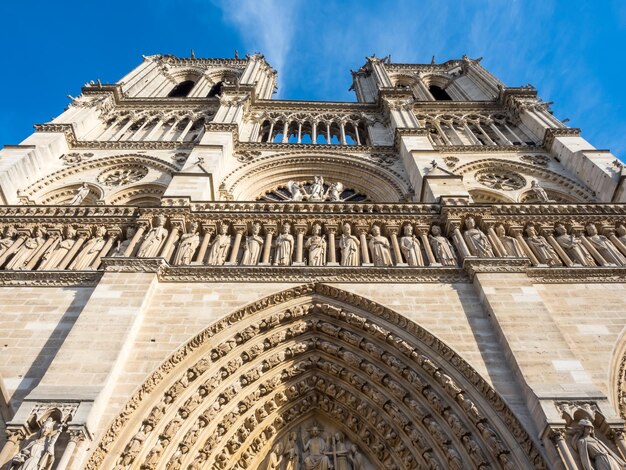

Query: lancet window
[
  {"left": 167, "top": 80, "right": 196, "bottom": 97},
  {"left": 257, "top": 114, "right": 370, "bottom": 146},
  {"left": 416, "top": 112, "right": 536, "bottom": 147}
]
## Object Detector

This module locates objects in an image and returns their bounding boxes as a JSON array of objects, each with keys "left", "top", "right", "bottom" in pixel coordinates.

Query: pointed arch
[{"left": 86, "top": 284, "right": 547, "bottom": 470}]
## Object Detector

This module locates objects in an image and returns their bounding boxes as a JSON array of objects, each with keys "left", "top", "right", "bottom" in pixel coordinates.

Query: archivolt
[
  {"left": 221, "top": 152, "right": 410, "bottom": 202},
  {"left": 86, "top": 284, "right": 547, "bottom": 470}
]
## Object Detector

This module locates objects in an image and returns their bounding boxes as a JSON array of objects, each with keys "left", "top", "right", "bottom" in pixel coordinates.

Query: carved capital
[{"left": 548, "top": 427, "right": 567, "bottom": 444}]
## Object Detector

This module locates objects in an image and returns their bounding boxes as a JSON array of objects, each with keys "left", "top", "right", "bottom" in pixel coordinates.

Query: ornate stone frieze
[{"left": 0, "top": 270, "right": 102, "bottom": 286}]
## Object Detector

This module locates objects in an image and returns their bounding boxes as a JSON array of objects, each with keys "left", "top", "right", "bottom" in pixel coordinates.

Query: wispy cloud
[{"left": 212, "top": 0, "right": 303, "bottom": 97}]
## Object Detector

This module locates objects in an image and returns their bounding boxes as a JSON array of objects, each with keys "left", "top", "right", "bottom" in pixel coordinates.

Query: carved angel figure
[
  {"left": 339, "top": 223, "right": 360, "bottom": 266},
  {"left": 463, "top": 217, "right": 494, "bottom": 257},
  {"left": 554, "top": 223, "right": 595, "bottom": 266},
  {"left": 241, "top": 223, "right": 264, "bottom": 265},
  {"left": 137, "top": 216, "right": 168, "bottom": 258},
  {"left": 327, "top": 181, "right": 344, "bottom": 201},
  {"left": 173, "top": 222, "right": 200, "bottom": 265},
  {"left": 207, "top": 224, "right": 231, "bottom": 265},
  {"left": 524, "top": 224, "right": 563, "bottom": 266},
  {"left": 6, "top": 227, "right": 46, "bottom": 270},
  {"left": 273, "top": 223, "right": 294, "bottom": 266},
  {"left": 70, "top": 226, "right": 107, "bottom": 270},
  {"left": 68, "top": 183, "right": 91, "bottom": 206},
  {"left": 429, "top": 225, "right": 457, "bottom": 266},
  {"left": 40, "top": 227, "right": 77, "bottom": 270},
  {"left": 495, "top": 224, "right": 524, "bottom": 257},
  {"left": 305, "top": 224, "right": 326, "bottom": 266},
  {"left": 585, "top": 223, "right": 626, "bottom": 266},
  {"left": 287, "top": 181, "right": 306, "bottom": 201},
  {"left": 368, "top": 225, "right": 392, "bottom": 266},
  {"left": 573, "top": 419, "right": 626, "bottom": 470},
  {"left": 400, "top": 225, "right": 423, "bottom": 266},
  {"left": 0, "top": 226, "right": 17, "bottom": 258}
]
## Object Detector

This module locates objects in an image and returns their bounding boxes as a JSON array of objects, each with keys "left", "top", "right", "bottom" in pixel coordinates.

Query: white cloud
[{"left": 213, "top": 0, "right": 303, "bottom": 97}]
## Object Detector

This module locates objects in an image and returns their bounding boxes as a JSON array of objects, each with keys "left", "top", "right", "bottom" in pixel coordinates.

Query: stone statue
[
  {"left": 530, "top": 180, "right": 553, "bottom": 202},
  {"left": 305, "top": 224, "right": 326, "bottom": 266},
  {"left": 554, "top": 224, "right": 595, "bottom": 266},
  {"left": 284, "top": 431, "right": 300, "bottom": 470},
  {"left": 429, "top": 225, "right": 457, "bottom": 266},
  {"left": 6, "top": 227, "right": 45, "bottom": 270},
  {"left": 302, "top": 426, "right": 330, "bottom": 470},
  {"left": 119, "top": 424, "right": 151, "bottom": 466},
  {"left": 137, "top": 216, "right": 168, "bottom": 258},
  {"left": 400, "top": 225, "right": 423, "bottom": 266},
  {"left": 68, "top": 183, "right": 91, "bottom": 205},
  {"left": 0, "top": 226, "right": 17, "bottom": 258},
  {"left": 207, "top": 224, "right": 231, "bottom": 265},
  {"left": 241, "top": 223, "right": 264, "bottom": 265},
  {"left": 585, "top": 223, "right": 626, "bottom": 266},
  {"left": 273, "top": 223, "right": 294, "bottom": 266},
  {"left": 287, "top": 181, "right": 306, "bottom": 201},
  {"left": 524, "top": 224, "right": 562, "bottom": 266},
  {"left": 495, "top": 224, "right": 524, "bottom": 257},
  {"left": 332, "top": 432, "right": 350, "bottom": 470},
  {"left": 368, "top": 225, "right": 393, "bottom": 266},
  {"left": 350, "top": 444, "right": 365, "bottom": 470},
  {"left": 13, "top": 417, "right": 62, "bottom": 470},
  {"left": 267, "top": 442, "right": 283, "bottom": 470},
  {"left": 111, "top": 226, "right": 136, "bottom": 257},
  {"left": 463, "top": 217, "right": 494, "bottom": 257},
  {"left": 309, "top": 176, "right": 325, "bottom": 202},
  {"left": 40, "top": 227, "right": 77, "bottom": 270},
  {"left": 144, "top": 437, "right": 169, "bottom": 469},
  {"left": 573, "top": 419, "right": 626, "bottom": 470},
  {"left": 70, "top": 226, "right": 107, "bottom": 270},
  {"left": 327, "top": 182, "right": 344, "bottom": 201},
  {"left": 339, "top": 223, "right": 360, "bottom": 266},
  {"left": 173, "top": 222, "right": 200, "bottom": 265}
]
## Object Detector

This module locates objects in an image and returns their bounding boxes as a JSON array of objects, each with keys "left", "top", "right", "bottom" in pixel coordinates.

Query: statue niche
[
  {"left": 259, "top": 176, "right": 368, "bottom": 202},
  {"left": 260, "top": 420, "right": 372, "bottom": 470}
]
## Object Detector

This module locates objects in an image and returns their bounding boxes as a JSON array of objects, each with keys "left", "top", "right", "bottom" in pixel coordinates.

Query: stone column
[
  {"left": 607, "top": 229, "right": 626, "bottom": 257},
  {"left": 387, "top": 226, "right": 405, "bottom": 266},
  {"left": 26, "top": 232, "right": 58, "bottom": 270},
  {"left": 486, "top": 226, "right": 507, "bottom": 258},
  {"left": 448, "top": 222, "right": 471, "bottom": 260},
  {"left": 549, "top": 429, "right": 578, "bottom": 470},
  {"left": 580, "top": 234, "right": 608, "bottom": 266},
  {"left": 225, "top": 224, "right": 245, "bottom": 265},
  {"left": 55, "top": 428, "right": 86, "bottom": 470},
  {"left": 159, "top": 222, "right": 181, "bottom": 262},
  {"left": 294, "top": 224, "right": 307, "bottom": 266},
  {"left": 0, "top": 429, "right": 24, "bottom": 469},
  {"left": 511, "top": 226, "right": 539, "bottom": 266},
  {"left": 260, "top": 225, "right": 276, "bottom": 266},
  {"left": 356, "top": 225, "right": 371, "bottom": 265},
  {"left": 123, "top": 224, "right": 146, "bottom": 257},
  {"left": 195, "top": 224, "right": 215, "bottom": 264},
  {"left": 612, "top": 429, "right": 626, "bottom": 460},
  {"left": 0, "top": 235, "right": 25, "bottom": 267},
  {"left": 541, "top": 228, "right": 574, "bottom": 267},
  {"left": 326, "top": 225, "right": 338, "bottom": 266},
  {"left": 417, "top": 226, "right": 438, "bottom": 266}
]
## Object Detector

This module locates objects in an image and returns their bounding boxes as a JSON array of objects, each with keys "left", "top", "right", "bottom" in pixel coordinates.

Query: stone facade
[{"left": 0, "top": 53, "right": 625, "bottom": 469}]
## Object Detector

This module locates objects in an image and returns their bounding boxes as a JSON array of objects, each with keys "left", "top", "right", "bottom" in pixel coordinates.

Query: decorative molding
[
  {"left": 528, "top": 266, "right": 626, "bottom": 283},
  {"left": 543, "top": 127, "right": 581, "bottom": 150},
  {"left": 101, "top": 257, "right": 167, "bottom": 273},
  {"left": 463, "top": 257, "right": 530, "bottom": 280},
  {"left": 0, "top": 271, "right": 102, "bottom": 287}
]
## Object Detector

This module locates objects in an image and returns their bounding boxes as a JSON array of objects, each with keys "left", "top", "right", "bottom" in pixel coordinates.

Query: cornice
[
  {"left": 159, "top": 56, "right": 248, "bottom": 68},
  {"left": 0, "top": 271, "right": 102, "bottom": 287},
  {"left": 101, "top": 257, "right": 167, "bottom": 273},
  {"left": 384, "top": 59, "right": 465, "bottom": 73},
  {"left": 463, "top": 257, "right": 530, "bottom": 280},
  {"left": 393, "top": 127, "right": 430, "bottom": 150},
  {"left": 528, "top": 267, "right": 626, "bottom": 283},
  {"left": 252, "top": 99, "right": 379, "bottom": 113},
  {"left": 160, "top": 265, "right": 467, "bottom": 283},
  {"left": 542, "top": 127, "right": 581, "bottom": 150},
  {"left": 433, "top": 144, "right": 539, "bottom": 153},
  {"left": 236, "top": 141, "right": 387, "bottom": 153}
]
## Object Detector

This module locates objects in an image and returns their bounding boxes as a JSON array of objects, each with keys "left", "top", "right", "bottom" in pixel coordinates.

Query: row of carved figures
[{"left": 1, "top": 217, "right": 626, "bottom": 271}]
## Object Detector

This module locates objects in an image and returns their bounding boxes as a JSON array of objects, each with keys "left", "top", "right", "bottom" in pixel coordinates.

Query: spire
[{"left": 190, "top": 49, "right": 195, "bottom": 59}]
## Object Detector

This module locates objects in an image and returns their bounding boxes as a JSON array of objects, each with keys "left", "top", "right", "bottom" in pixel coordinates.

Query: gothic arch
[
  {"left": 104, "top": 183, "right": 168, "bottom": 206},
  {"left": 34, "top": 182, "right": 104, "bottom": 205},
  {"left": 221, "top": 152, "right": 410, "bottom": 202},
  {"left": 611, "top": 326, "right": 626, "bottom": 420},
  {"left": 19, "top": 155, "right": 178, "bottom": 205},
  {"left": 455, "top": 158, "right": 596, "bottom": 203},
  {"left": 469, "top": 189, "right": 515, "bottom": 204},
  {"left": 86, "top": 284, "right": 547, "bottom": 470}
]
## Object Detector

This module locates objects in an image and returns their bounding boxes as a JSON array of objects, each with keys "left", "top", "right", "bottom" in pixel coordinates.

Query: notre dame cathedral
[{"left": 0, "top": 52, "right": 625, "bottom": 470}]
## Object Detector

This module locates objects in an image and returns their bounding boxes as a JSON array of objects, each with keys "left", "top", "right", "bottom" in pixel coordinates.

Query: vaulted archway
[{"left": 86, "top": 284, "right": 547, "bottom": 469}]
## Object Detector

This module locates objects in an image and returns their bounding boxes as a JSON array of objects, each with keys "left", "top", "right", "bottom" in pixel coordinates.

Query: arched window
[
  {"left": 207, "top": 81, "right": 224, "bottom": 97},
  {"left": 167, "top": 80, "right": 196, "bottom": 97},
  {"left": 429, "top": 85, "right": 452, "bottom": 101}
]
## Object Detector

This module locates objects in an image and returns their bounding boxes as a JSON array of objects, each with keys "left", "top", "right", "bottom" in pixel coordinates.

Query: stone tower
[{"left": 0, "top": 53, "right": 625, "bottom": 469}]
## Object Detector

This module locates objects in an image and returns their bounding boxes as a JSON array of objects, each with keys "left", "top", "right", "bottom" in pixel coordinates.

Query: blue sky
[{"left": 1, "top": 0, "right": 626, "bottom": 158}]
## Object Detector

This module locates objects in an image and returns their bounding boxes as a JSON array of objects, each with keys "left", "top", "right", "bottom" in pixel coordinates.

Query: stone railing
[{"left": 0, "top": 204, "right": 625, "bottom": 283}]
